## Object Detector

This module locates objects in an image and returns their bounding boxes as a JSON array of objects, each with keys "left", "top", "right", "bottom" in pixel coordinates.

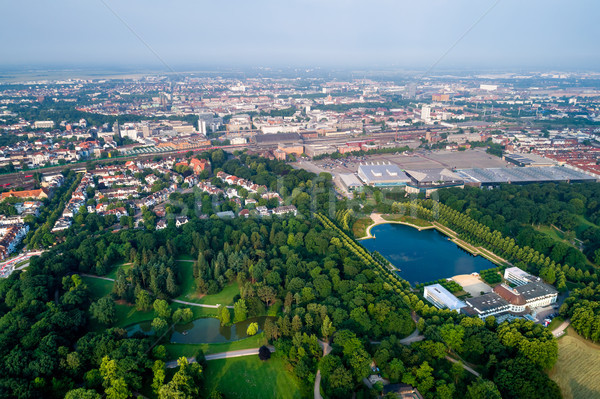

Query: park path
[
  {"left": 80, "top": 273, "right": 234, "bottom": 309},
  {"left": 445, "top": 356, "right": 480, "bottom": 377},
  {"left": 171, "top": 299, "right": 234, "bottom": 309},
  {"left": 359, "top": 213, "right": 434, "bottom": 240},
  {"left": 314, "top": 340, "right": 332, "bottom": 399},
  {"left": 165, "top": 346, "right": 275, "bottom": 368},
  {"left": 552, "top": 319, "right": 571, "bottom": 338},
  {"left": 80, "top": 273, "right": 115, "bottom": 281}
]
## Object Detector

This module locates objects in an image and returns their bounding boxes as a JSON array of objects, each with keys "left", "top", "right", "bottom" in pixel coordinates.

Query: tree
[
  {"left": 233, "top": 299, "right": 248, "bottom": 323},
  {"left": 90, "top": 296, "right": 116, "bottom": 325},
  {"left": 257, "top": 285, "right": 277, "bottom": 306},
  {"left": 217, "top": 305, "right": 231, "bottom": 326},
  {"left": 153, "top": 299, "right": 172, "bottom": 320},
  {"left": 466, "top": 379, "right": 502, "bottom": 399},
  {"left": 152, "top": 360, "right": 166, "bottom": 394},
  {"left": 158, "top": 357, "right": 203, "bottom": 399},
  {"left": 152, "top": 317, "right": 169, "bottom": 335},
  {"left": 65, "top": 389, "right": 102, "bottom": 399},
  {"left": 247, "top": 322, "right": 259, "bottom": 336},
  {"left": 135, "top": 290, "right": 152, "bottom": 311},
  {"left": 439, "top": 324, "right": 465, "bottom": 353},
  {"left": 258, "top": 345, "right": 271, "bottom": 361},
  {"left": 321, "top": 315, "right": 335, "bottom": 341}
]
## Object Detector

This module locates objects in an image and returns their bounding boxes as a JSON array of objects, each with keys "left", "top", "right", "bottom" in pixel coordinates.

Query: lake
[
  {"left": 128, "top": 316, "right": 274, "bottom": 344},
  {"left": 361, "top": 223, "right": 495, "bottom": 285}
]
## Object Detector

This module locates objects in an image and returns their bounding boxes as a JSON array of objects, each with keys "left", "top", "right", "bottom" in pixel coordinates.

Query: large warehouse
[
  {"left": 357, "top": 163, "right": 411, "bottom": 187},
  {"left": 404, "top": 168, "right": 465, "bottom": 196},
  {"left": 455, "top": 166, "right": 596, "bottom": 186}
]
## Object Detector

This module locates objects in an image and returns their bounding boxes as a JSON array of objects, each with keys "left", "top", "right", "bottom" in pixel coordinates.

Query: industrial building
[
  {"left": 456, "top": 166, "right": 596, "bottom": 186},
  {"left": 503, "top": 153, "right": 556, "bottom": 167},
  {"left": 338, "top": 174, "right": 363, "bottom": 192},
  {"left": 423, "top": 284, "right": 466, "bottom": 311},
  {"left": 357, "top": 163, "right": 410, "bottom": 187},
  {"left": 404, "top": 168, "right": 464, "bottom": 196}
]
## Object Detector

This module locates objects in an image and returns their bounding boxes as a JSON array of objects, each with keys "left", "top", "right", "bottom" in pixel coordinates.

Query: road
[{"left": 165, "top": 346, "right": 275, "bottom": 368}]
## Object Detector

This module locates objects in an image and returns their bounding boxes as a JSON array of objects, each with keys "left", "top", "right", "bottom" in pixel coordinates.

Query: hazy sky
[{"left": 1, "top": 0, "right": 598, "bottom": 71}]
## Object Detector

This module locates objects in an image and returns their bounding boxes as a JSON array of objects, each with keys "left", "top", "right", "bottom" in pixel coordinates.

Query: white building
[
  {"left": 424, "top": 284, "right": 466, "bottom": 311},
  {"left": 420, "top": 106, "right": 431, "bottom": 122},
  {"left": 504, "top": 267, "right": 539, "bottom": 286}
]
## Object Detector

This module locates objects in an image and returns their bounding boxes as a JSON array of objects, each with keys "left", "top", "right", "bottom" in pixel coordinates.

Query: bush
[{"left": 258, "top": 345, "right": 271, "bottom": 361}]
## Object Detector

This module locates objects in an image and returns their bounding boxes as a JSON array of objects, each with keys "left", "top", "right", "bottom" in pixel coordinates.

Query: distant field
[
  {"left": 202, "top": 356, "right": 304, "bottom": 399},
  {"left": 549, "top": 328, "right": 600, "bottom": 399}
]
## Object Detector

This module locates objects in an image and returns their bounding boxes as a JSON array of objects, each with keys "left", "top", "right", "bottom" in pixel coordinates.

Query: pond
[
  {"left": 361, "top": 223, "right": 495, "bottom": 285},
  {"left": 128, "top": 316, "right": 274, "bottom": 344}
]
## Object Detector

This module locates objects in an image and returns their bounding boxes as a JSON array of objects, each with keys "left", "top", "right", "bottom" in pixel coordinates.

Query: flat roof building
[
  {"left": 423, "top": 284, "right": 466, "bottom": 311},
  {"left": 404, "top": 168, "right": 464, "bottom": 196},
  {"left": 504, "top": 267, "right": 539, "bottom": 286},
  {"left": 463, "top": 292, "right": 511, "bottom": 319},
  {"left": 357, "top": 162, "right": 410, "bottom": 187},
  {"left": 455, "top": 166, "right": 596, "bottom": 186},
  {"left": 339, "top": 173, "right": 364, "bottom": 191}
]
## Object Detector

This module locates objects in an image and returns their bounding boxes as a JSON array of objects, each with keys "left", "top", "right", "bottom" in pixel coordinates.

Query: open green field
[
  {"left": 575, "top": 215, "right": 598, "bottom": 237},
  {"left": 106, "top": 261, "right": 132, "bottom": 280},
  {"left": 82, "top": 276, "right": 113, "bottom": 299},
  {"left": 165, "top": 332, "right": 268, "bottom": 360},
  {"left": 82, "top": 274, "right": 219, "bottom": 329},
  {"left": 548, "top": 328, "right": 600, "bottom": 399},
  {"left": 202, "top": 355, "right": 304, "bottom": 399}
]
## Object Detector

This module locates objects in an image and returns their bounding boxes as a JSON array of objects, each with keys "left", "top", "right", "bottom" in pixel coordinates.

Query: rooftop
[
  {"left": 465, "top": 292, "right": 509, "bottom": 313},
  {"left": 424, "top": 284, "right": 466, "bottom": 310},
  {"left": 456, "top": 166, "right": 597, "bottom": 185},
  {"left": 515, "top": 281, "right": 558, "bottom": 301}
]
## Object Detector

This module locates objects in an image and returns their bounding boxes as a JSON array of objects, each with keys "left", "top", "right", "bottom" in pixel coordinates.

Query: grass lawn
[
  {"left": 165, "top": 332, "right": 268, "bottom": 359},
  {"left": 353, "top": 216, "right": 373, "bottom": 238},
  {"left": 575, "top": 215, "right": 598, "bottom": 237},
  {"left": 82, "top": 276, "right": 113, "bottom": 299},
  {"left": 106, "top": 261, "right": 132, "bottom": 280},
  {"left": 176, "top": 261, "right": 240, "bottom": 306},
  {"left": 381, "top": 214, "right": 433, "bottom": 228},
  {"left": 548, "top": 327, "right": 600, "bottom": 399},
  {"left": 547, "top": 316, "right": 565, "bottom": 331},
  {"left": 202, "top": 355, "right": 304, "bottom": 399}
]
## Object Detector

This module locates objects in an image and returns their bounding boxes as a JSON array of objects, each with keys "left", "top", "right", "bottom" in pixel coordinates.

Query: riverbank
[{"left": 358, "top": 213, "right": 510, "bottom": 267}]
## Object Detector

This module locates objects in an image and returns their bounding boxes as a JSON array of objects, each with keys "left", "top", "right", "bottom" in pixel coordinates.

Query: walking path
[
  {"left": 445, "top": 356, "right": 480, "bottom": 377},
  {"left": 359, "top": 213, "right": 434, "bottom": 240},
  {"left": 171, "top": 299, "right": 234, "bottom": 309},
  {"left": 80, "top": 274, "right": 234, "bottom": 309},
  {"left": 165, "top": 346, "right": 275, "bottom": 368},
  {"left": 552, "top": 319, "right": 570, "bottom": 338},
  {"left": 314, "top": 340, "right": 332, "bottom": 399},
  {"left": 80, "top": 273, "right": 115, "bottom": 281}
]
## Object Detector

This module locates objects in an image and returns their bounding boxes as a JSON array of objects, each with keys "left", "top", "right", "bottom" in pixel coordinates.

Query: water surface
[{"left": 361, "top": 223, "right": 495, "bottom": 285}]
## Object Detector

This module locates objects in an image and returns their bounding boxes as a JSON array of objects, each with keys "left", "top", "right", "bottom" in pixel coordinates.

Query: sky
[{"left": 1, "top": 0, "right": 599, "bottom": 71}]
